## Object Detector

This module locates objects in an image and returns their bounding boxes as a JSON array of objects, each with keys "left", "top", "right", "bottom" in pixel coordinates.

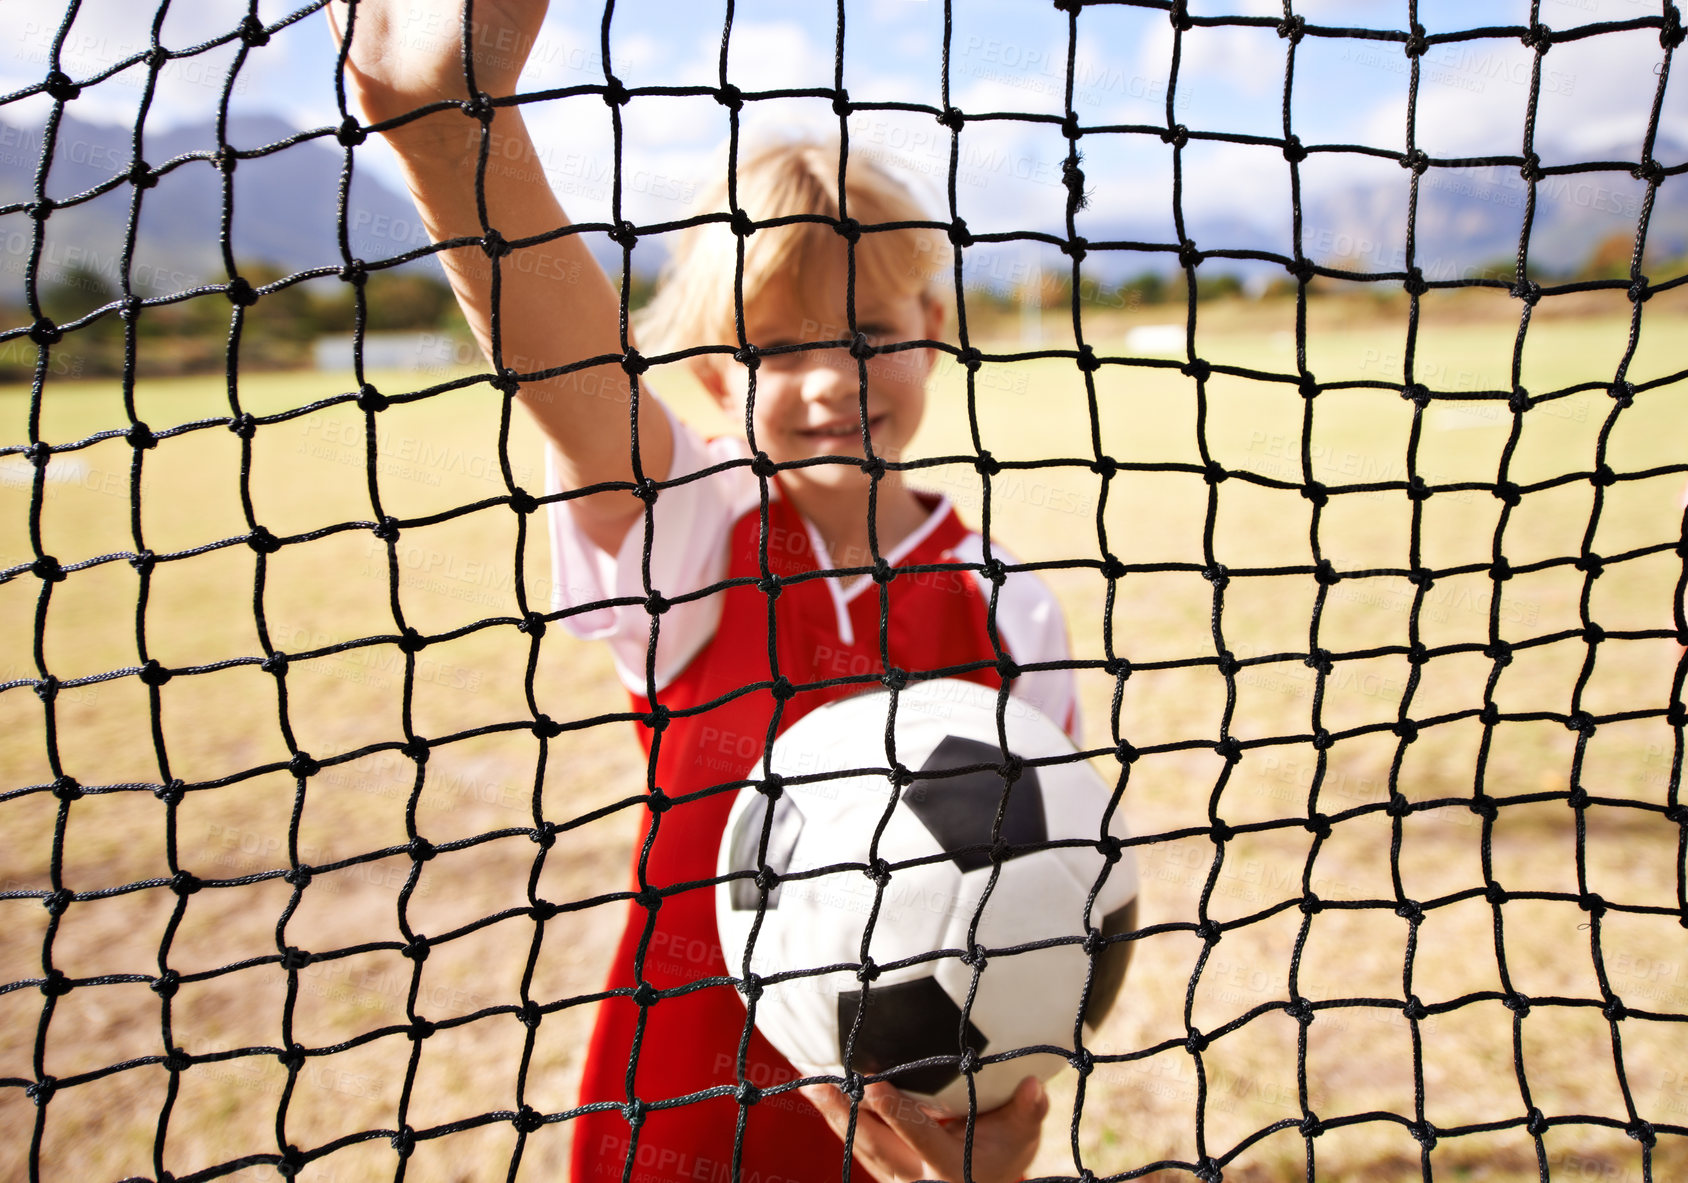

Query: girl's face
[{"left": 703, "top": 274, "right": 945, "bottom": 498}]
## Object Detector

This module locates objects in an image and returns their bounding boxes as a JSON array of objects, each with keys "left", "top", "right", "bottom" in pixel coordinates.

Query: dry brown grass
[{"left": 2, "top": 297, "right": 1685, "bottom": 1181}]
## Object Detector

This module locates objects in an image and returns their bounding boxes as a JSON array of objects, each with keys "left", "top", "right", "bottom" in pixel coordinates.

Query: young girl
[{"left": 333, "top": 2, "right": 1077, "bottom": 1178}]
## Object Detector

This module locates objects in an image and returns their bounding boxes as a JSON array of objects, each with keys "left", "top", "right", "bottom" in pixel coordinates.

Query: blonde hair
[{"left": 634, "top": 137, "right": 949, "bottom": 374}]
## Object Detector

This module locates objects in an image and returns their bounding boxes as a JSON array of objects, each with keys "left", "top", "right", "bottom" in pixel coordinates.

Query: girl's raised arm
[{"left": 329, "top": 0, "right": 671, "bottom": 554}]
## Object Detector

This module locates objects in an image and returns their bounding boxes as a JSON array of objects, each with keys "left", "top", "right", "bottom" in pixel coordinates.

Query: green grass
[{"left": 1, "top": 299, "right": 1685, "bottom": 1182}]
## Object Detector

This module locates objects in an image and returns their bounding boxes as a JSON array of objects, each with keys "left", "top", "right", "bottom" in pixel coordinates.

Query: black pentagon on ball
[
  {"left": 1083, "top": 899, "right": 1138, "bottom": 1028},
  {"left": 838, "top": 976, "right": 987, "bottom": 1096},
  {"left": 727, "top": 792, "right": 805, "bottom": 911},
  {"left": 905, "top": 736, "right": 1045, "bottom": 873}
]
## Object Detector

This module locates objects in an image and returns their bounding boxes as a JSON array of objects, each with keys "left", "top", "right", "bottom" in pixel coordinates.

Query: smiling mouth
[{"left": 798, "top": 415, "right": 883, "bottom": 442}]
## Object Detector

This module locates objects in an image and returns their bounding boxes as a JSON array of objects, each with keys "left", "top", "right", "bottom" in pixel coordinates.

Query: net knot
[
  {"left": 1281, "top": 134, "right": 1307, "bottom": 164},
  {"left": 44, "top": 71, "right": 81, "bottom": 102},
  {"left": 635, "top": 885, "right": 663, "bottom": 913},
  {"left": 1395, "top": 899, "right": 1425, "bottom": 925},
  {"left": 1521, "top": 23, "right": 1554, "bottom": 52},
  {"left": 620, "top": 348, "right": 650, "bottom": 376},
  {"left": 284, "top": 865, "right": 312, "bottom": 888},
  {"left": 1627, "top": 1119, "right": 1656, "bottom": 1147},
  {"left": 409, "top": 1017, "right": 436, "bottom": 1041},
  {"left": 734, "top": 1080, "right": 762, "bottom": 1107},
  {"left": 937, "top": 106, "right": 966, "bottom": 131},
  {"left": 1311, "top": 728, "right": 1334, "bottom": 752},
  {"left": 630, "top": 477, "right": 659, "bottom": 505},
  {"left": 1168, "top": 0, "right": 1193, "bottom": 31},
  {"left": 247, "top": 526, "right": 281, "bottom": 555},
  {"left": 1403, "top": 382, "right": 1430, "bottom": 408},
  {"left": 1479, "top": 703, "right": 1501, "bottom": 727},
  {"left": 1665, "top": 804, "right": 1688, "bottom": 827},
  {"left": 1195, "top": 919, "right": 1223, "bottom": 946},
  {"left": 602, "top": 76, "right": 631, "bottom": 107},
  {"left": 225, "top": 276, "right": 259, "bottom": 307},
  {"left": 163, "top": 1046, "right": 192, "bottom": 1073},
  {"left": 1402, "top": 22, "right": 1430, "bottom": 58},
  {"left": 277, "top": 1042, "right": 307, "bottom": 1072},
  {"left": 129, "top": 160, "right": 157, "bottom": 190},
  {"left": 1177, "top": 240, "right": 1202, "bottom": 269},
  {"left": 1509, "top": 386, "right": 1532, "bottom": 414},
  {"left": 849, "top": 331, "right": 877, "bottom": 361},
  {"left": 1400, "top": 148, "right": 1429, "bottom": 175},
  {"left": 1163, "top": 124, "right": 1189, "bottom": 149},
  {"left": 860, "top": 455, "right": 887, "bottom": 480},
  {"left": 1314, "top": 560, "right": 1340, "bottom": 587},
  {"left": 1209, "top": 812, "right": 1236, "bottom": 840},
  {"left": 1603, "top": 997, "right": 1628, "bottom": 1023},
  {"left": 645, "top": 789, "right": 671, "bottom": 815},
  {"left": 1298, "top": 373, "right": 1320, "bottom": 398},
  {"left": 1526, "top": 1107, "right": 1549, "bottom": 1136},
  {"left": 1286, "top": 996, "right": 1315, "bottom": 1026},
  {"left": 882, "top": 668, "right": 909, "bottom": 693},
  {"left": 1068, "top": 1046, "right": 1094, "bottom": 1076},
  {"left": 1202, "top": 563, "right": 1228, "bottom": 590},
  {"left": 1076, "top": 345, "right": 1101, "bottom": 373},
  {"left": 151, "top": 969, "right": 180, "bottom": 998},
  {"left": 1300, "top": 481, "right": 1327, "bottom": 507},
  {"left": 608, "top": 218, "right": 638, "bottom": 248},
  {"left": 831, "top": 89, "right": 852, "bottom": 116},
  {"left": 980, "top": 557, "right": 1007, "bottom": 587},
  {"left": 750, "top": 450, "right": 777, "bottom": 479},
  {"left": 753, "top": 865, "right": 779, "bottom": 893},
  {"left": 1113, "top": 737, "right": 1138, "bottom": 765},
  {"left": 1393, "top": 719, "right": 1420, "bottom": 745},
  {"left": 834, "top": 216, "right": 861, "bottom": 243},
  {"left": 239, "top": 14, "right": 271, "bottom": 46},
  {"left": 37, "top": 969, "right": 71, "bottom": 999},
  {"left": 29, "top": 317, "right": 62, "bottom": 346},
  {"left": 1181, "top": 358, "right": 1210, "bottom": 381},
  {"left": 1575, "top": 551, "right": 1605, "bottom": 579},
  {"left": 1410, "top": 1121, "right": 1438, "bottom": 1150},
  {"left": 1579, "top": 889, "right": 1604, "bottom": 915},
  {"left": 1566, "top": 711, "right": 1596, "bottom": 737},
  {"left": 632, "top": 982, "right": 660, "bottom": 1008},
  {"left": 866, "top": 858, "right": 893, "bottom": 887},
  {"left": 1489, "top": 557, "right": 1512, "bottom": 582},
  {"left": 1669, "top": 702, "right": 1688, "bottom": 728},
  {"left": 1304, "top": 812, "right": 1331, "bottom": 839},
  {"left": 400, "top": 735, "right": 430, "bottom": 763},
  {"left": 1510, "top": 278, "right": 1541, "bottom": 306},
  {"left": 1519, "top": 151, "right": 1543, "bottom": 183},
  {"left": 514, "top": 1104, "right": 545, "bottom": 1133},
  {"left": 1099, "top": 555, "right": 1128, "bottom": 582},
  {"left": 1628, "top": 276, "right": 1651, "bottom": 303},
  {"left": 531, "top": 823, "right": 558, "bottom": 848},
  {"left": 1304, "top": 648, "right": 1333, "bottom": 674},
  {"left": 644, "top": 589, "right": 669, "bottom": 616},
  {"left": 1091, "top": 455, "right": 1118, "bottom": 480},
  {"left": 1403, "top": 269, "right": 1428, "bottom": 297},
  {"left": 857, "top": 954, "right": 882, "bottom": 982},
  {"left": 1608, "top": 380, "right": 1634, "bottom": 407},
  {"left": 1299, "top": 1112, "right": 1324, "bottom": 1138},
  {"left": 26, "top": 441, "right": 52, "bottom": 468},
  {"left": 963, "top": 942, "right": 989, "bottom": 969},
  {"left": 409, "top": 835, "right": 436, "bottom": 861},
  {"left": 757, "top": 574, "right": 782, "bottom": 598},
  {"left": 715, "top": 83, "right": 743, "bottom": 111},
  {"left": 336, "top": 116, "right": 367, "bottom": 147},
  {"left": 530, "top": 898, "right": 559, "bottom": 923},
  {"left": 126, "top": 421, "right": 157, "bottom": 450},
  {"left": 52, "top": 775, "right": 82, "bottom": 802},
  {"left": 948, "top": 218, "right": 973, "bottom": 247},
  {"left": 1300, "top": 893, "right": 1322, "bottom": 915},
  {"left": 480, "top": 228, "right": 511, "bottom": 259},
  {"left": 391, "top": 1125, "right": 416, "bottom": 1158},
  {"left": 33, "top": 675, "right": 58, "bottom": 704},
  {"left": 1491, "top": 480, "right": 1521, "bottom": 506},
  {"left": 398, "top": 627, "right": 428, "bottom": 654},
  {"left": 356, "top": 382, "right": 389, "bottom": 413},
  {"left": 1277, "top": 14, "right": 1306, "bottom": 42},
  {"left": 1215, "top": 650, "right": 1239, "bottom": 677},
  {"left": 1582, "top": 622, "right": 1606, "bottom": 646},
  {"left": 1386, "top": 791, "right": 1415, "bottom": 817},
  {"left": 1405, "top": 643, "right": 1429, "bottom": 667},
  {"left": 1184, "top": 1027, "right": 1208, "bottom": 1054},
  {"left": 1286, "top": 256, "right": 1315, "bottom": 283},
  {"left": 32, "top": 555, "right": 66, "bottom": 584},
  {"left": 1663, "top": 6, "right": 1686, "bottom": 48},
  {"left": 1061, "top": 235, "right": 1089, "bottom": 263},
  {"left": 739, "top": 973, "right": 764, "bottom": 1001},
  {"left": 138, "top": 659, "right": 172, "bottom": 687},
  {"left": 28, "top": 198, "right": 56, "bottom": 221},
  {"left": 42, "top": 888, "right": 71, "bottom": 916}
]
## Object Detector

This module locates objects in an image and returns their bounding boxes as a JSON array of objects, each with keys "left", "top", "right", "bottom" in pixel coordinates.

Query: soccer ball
[{"left": 715, "top": 678, "right": 1138, "bottom": 1115}]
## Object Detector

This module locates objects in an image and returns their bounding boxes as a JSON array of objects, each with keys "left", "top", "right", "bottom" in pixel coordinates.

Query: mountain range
[{"left": 2, "top": 111, "right": 1682, "bottom": 301}]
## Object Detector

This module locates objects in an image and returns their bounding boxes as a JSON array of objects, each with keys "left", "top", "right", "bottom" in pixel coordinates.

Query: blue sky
[{"left": 1, "top": 0, "right": 1680, "bottom": 265}]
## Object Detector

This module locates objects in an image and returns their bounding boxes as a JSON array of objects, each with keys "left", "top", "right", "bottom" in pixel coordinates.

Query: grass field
[{"left": 2, "top": 292, "right": 1686, "bottom": 1183}]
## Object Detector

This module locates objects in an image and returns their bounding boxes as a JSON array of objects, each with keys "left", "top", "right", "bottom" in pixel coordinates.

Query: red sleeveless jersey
[{"left": 569, "top": 493, "right": 1021, "bottom": 1183}]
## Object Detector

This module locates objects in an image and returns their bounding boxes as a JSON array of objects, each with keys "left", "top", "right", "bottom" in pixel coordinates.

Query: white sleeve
[
  {"left": 952, "top": 535, "right": 1081, "bottom": 740},
  {"left": 545, "top": 405, "right": 755, "bottom": 694}
]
